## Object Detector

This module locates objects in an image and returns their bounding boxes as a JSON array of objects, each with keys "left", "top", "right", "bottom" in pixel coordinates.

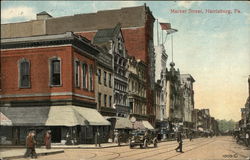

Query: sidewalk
[
  {"left": 0, "top": 148, "right": 64, "bottom": 160},
  {"left": 51, "top": 142, "right": 128, "bottom": 149}
]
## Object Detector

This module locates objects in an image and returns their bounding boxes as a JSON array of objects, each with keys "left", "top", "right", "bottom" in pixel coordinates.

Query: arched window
[
  {"left": 49, "top": 57, "right": 61, "bottom": 86},
  {"left": 19, "top": 58, "right": 30, "bottom": 88}
]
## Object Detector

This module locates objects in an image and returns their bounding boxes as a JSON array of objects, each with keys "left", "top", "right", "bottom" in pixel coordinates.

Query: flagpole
[
  {"left": 161, "top": 28, "right": 163, "bottom": 45},
  {"left": 157, "top": 19, "right": 159, "bottom": 46},
  {"left": 171, "top": 34, "right": 173, "bottom": 63}
]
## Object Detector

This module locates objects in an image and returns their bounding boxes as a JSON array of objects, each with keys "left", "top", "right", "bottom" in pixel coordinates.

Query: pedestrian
[
  {"left": 236, "top": 132, "right": 240, "bottom": 143},
  {"left": 95, "top": 129, "right": 101, "bottom": 147},
  {"left": 44, "top": 130, "right": 51, "bottom": 149},
  {"left": 114, "top": 130, "right": 120, "bottom": 146},
  {"left": 245, "top": 132, "right": 249, "bottom": 147},
  {"left": 24, "top": 130, "right": 37, "bottom": 158},
  {"left": 189, "top": 132, "right": 193, "bottom": 141},
  {"left": 175, "top": 132, "right": 184, "bottom": 153},
  {"left": 65, "top": 131, "right": 71, "bottom": 145}
]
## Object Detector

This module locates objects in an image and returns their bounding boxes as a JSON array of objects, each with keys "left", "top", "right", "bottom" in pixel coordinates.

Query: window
[
  {"left": 97, "top": 69, "right": 101, "bottom": 84},
  {"left": 98, "top": 93, "right": 102, "bottom": 108},
  {"left": 82, "top": 63, "right": 87, "bottom": 89},
  {"left": 104, "top": 94, "right": 107, "bottom": 107},
  {"left": 74, "top": 60, "right": 80, "bottom": 87},
  {"left": 104, "top": 71, "right": 107, "bottom": 86},
  {"left": 19, "top": 59, "right": 30, "bottom": 88},
  {"left": 89, "top": 65, "right": 93, "bottom": 91},
  {"left": 108, "top": 73, "right": 112, "bottom": 88},
  {"left": 50, "top": 58, "right": 61, "bottom": 86},
  {"left": 109, "top": 96, "right": 112, "bottom": 107}
]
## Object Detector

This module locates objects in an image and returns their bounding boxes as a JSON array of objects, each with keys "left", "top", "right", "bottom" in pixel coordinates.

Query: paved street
[{"left": 14, "top": 136, "right": 250, "bottom": 160}]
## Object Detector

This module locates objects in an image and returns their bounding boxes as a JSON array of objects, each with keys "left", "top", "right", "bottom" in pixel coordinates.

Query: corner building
[
  {"left": 1, "top": 4, "right": 156, "bottom": 125},
  {"left": 0, "top": 32, "right": 110, "bottom": 145}
]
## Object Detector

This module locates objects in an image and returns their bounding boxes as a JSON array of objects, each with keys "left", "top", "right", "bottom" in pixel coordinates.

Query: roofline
[
  {"left": 180, "top": 74, "right": 195, "bottom": 82},
  {"left": 1, "top": 32, "right": 100, "bottom": 56}
]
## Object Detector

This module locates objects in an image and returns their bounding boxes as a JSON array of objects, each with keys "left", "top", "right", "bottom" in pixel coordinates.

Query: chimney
[{"left": 36, "top": 11, "right": 52, "bottom": 20}]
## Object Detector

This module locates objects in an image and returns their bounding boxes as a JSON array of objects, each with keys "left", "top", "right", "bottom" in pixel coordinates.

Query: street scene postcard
[{"left": 0, "top": 1, "right": 250, "bottom": 160}]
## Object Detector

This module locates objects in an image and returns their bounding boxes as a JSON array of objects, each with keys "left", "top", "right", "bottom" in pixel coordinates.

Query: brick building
[
  {"left": 0, "top": 32, "right": 110, "bottom": 145},
  {"left": 1, "top": 4, "right": 156, "bottom": 125}
]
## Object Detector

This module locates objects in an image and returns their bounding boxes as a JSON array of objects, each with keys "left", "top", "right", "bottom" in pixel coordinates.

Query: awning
[
  {"left": 0, "top": 107, "right": 49, "bottom": 126},
  {"left": 0, "top": 106, "right": 110, "bottom": 126},
  {"left": 115, "top": 117, "right": 133, "bottom": 129},
  {"left": 0, "top": 112, "right": 12, "bottom": 126},
  {"left": 73, "top": 106, "right": 110, "bottom": 126},
  {"left": 45, "top": 106, "right": 88, "bottom": 126},
  {"left": 134, "top": 121, "right": 154, "bottom": 130}
]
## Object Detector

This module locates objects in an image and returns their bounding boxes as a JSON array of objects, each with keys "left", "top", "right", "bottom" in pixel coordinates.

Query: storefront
[{"left": 0, "top": 105, "right": 110, "bottom": 145}]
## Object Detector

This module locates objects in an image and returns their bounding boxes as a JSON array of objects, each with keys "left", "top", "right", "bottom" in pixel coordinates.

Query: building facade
[
  {"left": 0, "top": 32, "right": 110, "bottom": 145},
  {"left": 165, "top": 63, "right": 183, "bottom": 122},
  {"left": 180, "top": 74, "right": 195, "bottom": 129},
  {"left": 93, "top": 24, "right": 129, "bottom": 117},
  {"left": 95, "top": 46, "right": 116, "bottom": 116},
  {"left": 127, "top": 56, "right": 147, "bottom": 120},
  {"left": 1, "top": 4, "right": 157, "bottom": 125},
  {"left": 239, "top": 75, "right": 250, "bottom": 131}
]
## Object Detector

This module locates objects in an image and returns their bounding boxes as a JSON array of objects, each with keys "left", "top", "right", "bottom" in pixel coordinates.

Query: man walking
[
  {"left": 175, "top": 132, "right": 184, "bottom": 153},
  {"left": 24, "top": 130, "right": 37, "bottom": 158}
]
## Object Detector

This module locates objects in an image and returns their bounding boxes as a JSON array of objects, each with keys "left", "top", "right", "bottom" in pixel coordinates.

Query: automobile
[{"left": 128, "top": 129, "right": 158, "bottom": 149}]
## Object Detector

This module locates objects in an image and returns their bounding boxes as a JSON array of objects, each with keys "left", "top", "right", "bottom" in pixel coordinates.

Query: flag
[{"left": 160, "top": 23, "right": 171, "bottom": 30}]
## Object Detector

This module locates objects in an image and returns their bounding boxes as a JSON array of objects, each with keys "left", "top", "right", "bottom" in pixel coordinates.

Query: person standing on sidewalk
[
  {"left": 245, "top": 131, "right": 249, "bottom": 147},
  {"left": 24, "top": 131, "right": 37, "bottom": 158},
  {"left": 175, "top": 132, "right": 184, "bottom": 153},
  {"left": 44, "top": 130, "right": 51, "bottom": 149},
  {"left": 95, "top": 129, "right": 101, "bottom": 147}
]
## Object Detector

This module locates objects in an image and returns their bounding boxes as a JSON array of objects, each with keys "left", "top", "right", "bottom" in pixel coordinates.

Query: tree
[{"left": 217, "top": 119, "right": 236, "bottom": 133}]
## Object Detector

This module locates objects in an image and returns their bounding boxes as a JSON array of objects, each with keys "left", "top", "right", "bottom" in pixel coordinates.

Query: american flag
[{"left": 160, "top": 23, "right": 171, "bottom": 30}]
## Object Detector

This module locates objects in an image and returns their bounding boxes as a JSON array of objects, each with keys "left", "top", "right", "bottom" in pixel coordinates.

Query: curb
[
  {"left": 1, "top": 150, "right": 64, "bottom": 160},
  {"left": 51, "top": 144, "right": 128, "bottom": 149}
]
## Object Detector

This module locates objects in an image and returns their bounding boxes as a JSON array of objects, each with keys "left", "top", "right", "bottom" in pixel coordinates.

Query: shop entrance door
[{"left": 50, "top": 127, "right": 61, "bottom": 143}]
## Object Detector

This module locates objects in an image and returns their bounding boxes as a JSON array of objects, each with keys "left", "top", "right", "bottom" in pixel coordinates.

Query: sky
[{"left": 1, "top": 1, "right": 250, "bottom": 121}]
